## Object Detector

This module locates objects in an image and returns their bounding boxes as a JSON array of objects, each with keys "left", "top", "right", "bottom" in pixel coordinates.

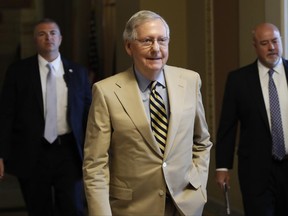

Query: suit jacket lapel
[
  {"left": 163, "top": 66, "right": 186, "bottom": 158},
  {"left": 283, "top": 58, "right": 288, "bottom": 84},
  {"left": 30, "top": 56, "right": 44, "bottom": 118},
  {"left": 248, "top": 59, "right": 288, "bottom": 131},
  {"left": 247, "top": 61, "right": 270, "bottom": 129},
  {"left": 62, "top": 58, "right": 71, "bottom": 90},
  {"left": 62, "top": 58, "right": 74, "bottom": 121},
  {"left": 114, "top": 68, "right": 162, "bottom": 156}
]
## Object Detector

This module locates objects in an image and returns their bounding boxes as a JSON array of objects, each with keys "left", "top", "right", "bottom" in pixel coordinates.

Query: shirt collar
[
  {"left": 134, "top": 66, "right": 166, "bottom": 92},
  {"left": 38, "top": 53, "right": 62, "bottom": 74},
  {"left": 258, "top": 58, "right": 283, "bottom": 74},
  {"left": 257, "top": 58, "right": 284, "bottom": 80}
]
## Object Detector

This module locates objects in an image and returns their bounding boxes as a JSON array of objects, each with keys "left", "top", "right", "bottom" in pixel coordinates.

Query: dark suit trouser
[
  {"left": 242, "top": 158, "right": 288, "bottom": 216},
  {"left": 18, "top": 134, "right": 84, "bottom": 216}
]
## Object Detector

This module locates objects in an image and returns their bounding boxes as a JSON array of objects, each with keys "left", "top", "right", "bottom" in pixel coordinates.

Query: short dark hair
[{"left": 33, "top": 18, "right": 61, "bottom": 36}]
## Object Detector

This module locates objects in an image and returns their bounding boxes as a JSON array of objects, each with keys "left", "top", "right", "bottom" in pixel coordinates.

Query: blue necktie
[
  {"left": 268, "top": 69, "right": 286, "bottom": 160},
  {"left": 44, "top": 63, "right": 57, "bottom": 143},
  {"left": 150, "top": 81, "right": 168, "bottom": 156}
]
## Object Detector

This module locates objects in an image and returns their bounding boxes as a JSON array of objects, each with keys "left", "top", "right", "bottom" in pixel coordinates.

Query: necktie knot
[
  {"left": 47, "top": 63, "right": 54, "bottom": 75},
  {"left": 150, "top": 80, "right": 158, "bottom": 91},
  {"left": 268, "top": 69, "right": 275, "bottom": 77},
  {"left": 47, "top": 62, "right": 52, "bottom": 69}
]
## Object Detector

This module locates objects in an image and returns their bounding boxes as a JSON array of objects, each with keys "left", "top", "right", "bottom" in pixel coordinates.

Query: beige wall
[
  {"left": 212, "top": 0, "right": 243, "bottom": 213},
  {"left": 115, "top": 0, "right": 139, "bottom": 72}
]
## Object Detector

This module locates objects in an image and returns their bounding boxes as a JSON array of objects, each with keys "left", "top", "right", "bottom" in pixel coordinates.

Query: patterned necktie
[
  {"left": 268, "top": 69, "right": 286, "bottom": 160},
  {"left": 150, "top": 81, "right": 168, "bottom": 156},
  {"left": 44, "top": 63, "right": 57, "bottom": 144}
]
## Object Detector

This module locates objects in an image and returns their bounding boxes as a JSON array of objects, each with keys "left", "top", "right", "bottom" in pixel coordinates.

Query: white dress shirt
[
  {"left": 38, "top": 54, "right": 70, "bottom": 135},
  {"left": 258, "top": 59, "right": 288, "bottom": 153}
]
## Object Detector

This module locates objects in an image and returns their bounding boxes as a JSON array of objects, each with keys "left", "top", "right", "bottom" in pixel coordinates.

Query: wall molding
[{"left": 205, "top": 0, "right": 216, "bottom": 141}]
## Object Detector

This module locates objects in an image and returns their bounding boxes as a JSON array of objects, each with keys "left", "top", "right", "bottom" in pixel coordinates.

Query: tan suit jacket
[{"left": 83, "top": 65, "right": 212, "bottom": 216}]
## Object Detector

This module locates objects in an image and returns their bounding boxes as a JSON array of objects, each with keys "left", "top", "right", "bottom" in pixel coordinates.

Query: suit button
[
  {"left": 159, "top": 190, "right": 165, "bottom": 196},
  {"left": 163, "top": 162, "right": 167, "bottom": 167}
]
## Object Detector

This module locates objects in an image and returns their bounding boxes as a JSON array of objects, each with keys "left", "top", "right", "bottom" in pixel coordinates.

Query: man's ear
[{"left": 125, "top": 41, "right": 132, "bottom": 56}]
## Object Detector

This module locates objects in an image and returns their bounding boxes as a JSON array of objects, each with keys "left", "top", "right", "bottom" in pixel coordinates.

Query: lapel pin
[{"left": 69, "top": 69, "right": 73, "bottom": 73}]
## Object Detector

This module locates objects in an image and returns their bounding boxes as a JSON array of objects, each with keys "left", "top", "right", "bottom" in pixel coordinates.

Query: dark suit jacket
[
  {"left": 0, "top": 55, "right": 92, "bottom": 178},
  {"left": 216, "top": 58, "right": 288, "bottom": 196}
]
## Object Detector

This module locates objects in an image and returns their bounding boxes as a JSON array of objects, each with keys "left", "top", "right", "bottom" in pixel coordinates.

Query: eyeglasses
[{"left": 134, "top": 37, "right": 169, "bottom": 47}]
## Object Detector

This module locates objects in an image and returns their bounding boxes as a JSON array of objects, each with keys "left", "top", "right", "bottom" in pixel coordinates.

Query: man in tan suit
[{"left": 83, "top": 10, "right": 212, "bottom": 216}]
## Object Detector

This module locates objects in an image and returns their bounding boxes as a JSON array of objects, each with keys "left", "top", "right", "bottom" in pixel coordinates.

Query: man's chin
[{"left": 265, "top": 56, "right": 279, "bottom": 66}]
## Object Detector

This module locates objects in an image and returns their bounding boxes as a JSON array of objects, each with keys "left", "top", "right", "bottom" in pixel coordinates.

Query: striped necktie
[
  {"left": 268, "top": 69, "right": 286, "bottom": 160},
  {"left": 150, "top": 81, "right": 168, "bottom": 156},
  {"left": 44, "top": 63, "right": 58, "bottom": 144}
]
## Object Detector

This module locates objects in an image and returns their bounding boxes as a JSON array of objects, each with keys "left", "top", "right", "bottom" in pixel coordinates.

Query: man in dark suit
[
  {"left": 215, "top": 23, "right": 288, "bottom": 216},
  {"left": 0, "top": 18, "right": 91, "bottom": 216}
]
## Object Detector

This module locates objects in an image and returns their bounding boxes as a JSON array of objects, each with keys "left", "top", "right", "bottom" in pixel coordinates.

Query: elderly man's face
[
  {"left": 125, "top": 19, "right": 169, "bottom": 80},
  {"left": 253, "top": 24, "right": 282, "bottom": 68}
]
